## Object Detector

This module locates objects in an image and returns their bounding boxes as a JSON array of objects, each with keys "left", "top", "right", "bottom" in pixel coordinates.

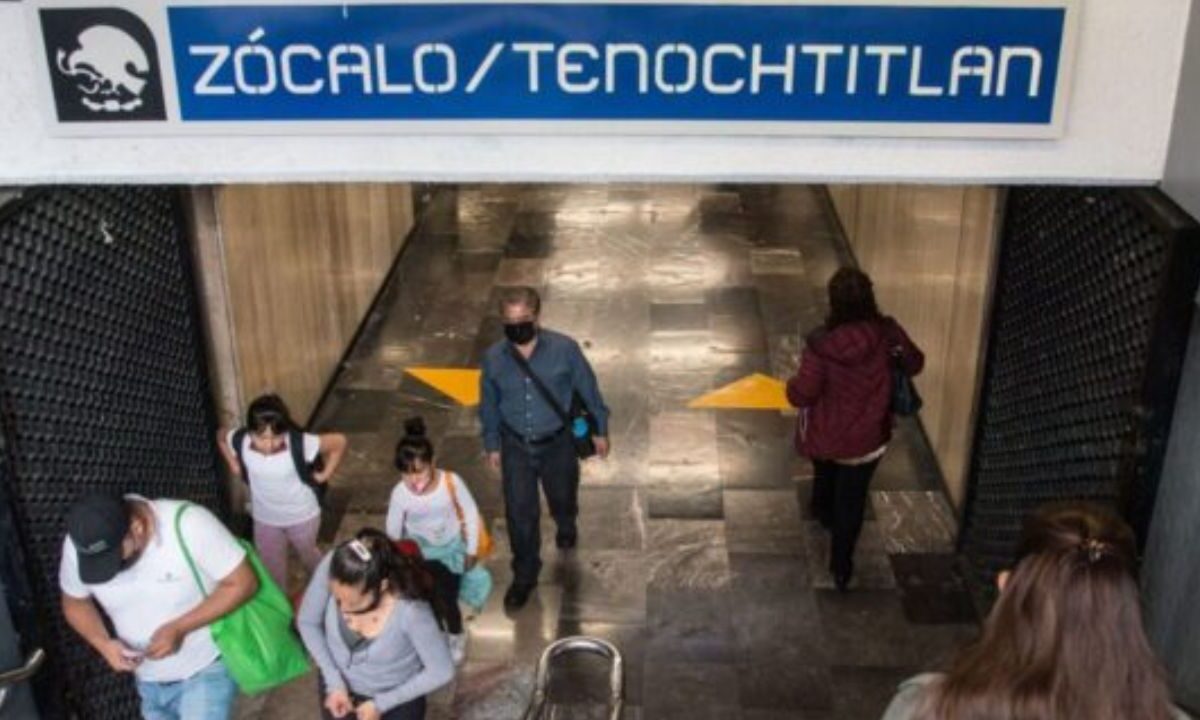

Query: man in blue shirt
[{"left": 480, "top": 286, "right": 610, "bottom": 610}]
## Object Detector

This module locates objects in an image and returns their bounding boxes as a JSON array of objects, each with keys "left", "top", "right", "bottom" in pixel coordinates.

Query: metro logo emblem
[{"left": 39, "top": 7, "right": 166, "bottom": 122}]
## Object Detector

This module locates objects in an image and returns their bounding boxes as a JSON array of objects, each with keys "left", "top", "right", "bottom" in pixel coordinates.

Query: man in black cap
[{"left": 59, "top": 493, "right": 256, "bottom": 719}]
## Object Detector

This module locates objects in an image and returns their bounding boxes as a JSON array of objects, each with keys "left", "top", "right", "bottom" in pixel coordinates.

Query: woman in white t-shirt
[
  {"left": 217, "top": 394, "right": 347, "bottom": 591},
  {"left": 385, "top": 417, "right": 487, "bottom": 666}
]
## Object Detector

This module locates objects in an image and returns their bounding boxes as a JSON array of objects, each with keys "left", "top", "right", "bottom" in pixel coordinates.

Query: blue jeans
[
  {"left": 500, "top": 428, "right": 579, "bottom": 585},
  {"left": 136, "top": 659, "right": 237, "bottom": 720}
]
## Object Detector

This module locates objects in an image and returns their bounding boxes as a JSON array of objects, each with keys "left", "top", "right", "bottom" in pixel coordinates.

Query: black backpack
[{"left": 231, "top": 427, "right": 327, "bottom": 505}]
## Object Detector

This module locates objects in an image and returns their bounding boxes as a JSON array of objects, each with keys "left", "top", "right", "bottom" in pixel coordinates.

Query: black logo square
[{"left": 40, "top": 7, "right": 167, "bottom": 122}]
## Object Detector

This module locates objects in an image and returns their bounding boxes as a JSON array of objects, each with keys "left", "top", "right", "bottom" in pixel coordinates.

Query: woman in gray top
[
  {"left": 881, "top": 502, "right": 1189, "bottom": 720},
  {"left": 298, "top": 528, "right": 454, "bottom": 720}
]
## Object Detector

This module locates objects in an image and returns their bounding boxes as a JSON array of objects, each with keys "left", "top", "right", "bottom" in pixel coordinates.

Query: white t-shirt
[
  {"left": 59, "top": 497, "right": 247, "bottom": 682},
  {"left": 227, "top": 429, "right": 321, "bottom": 527},
  {"left": 385, "top": 471, "right": 481, "bottom": 554}
]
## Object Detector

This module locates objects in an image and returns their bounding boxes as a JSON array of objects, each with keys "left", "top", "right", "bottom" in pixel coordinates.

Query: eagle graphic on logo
[
  {"left": 40, "top": 7, "right": 167, "bottom": 122},
  {"left": 56, "top": 25, "right": 152, "bottom": 113}
]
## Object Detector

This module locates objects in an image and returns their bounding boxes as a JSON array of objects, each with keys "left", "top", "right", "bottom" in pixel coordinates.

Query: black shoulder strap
[
  {"left": 288, "top": 428, "right": 313, "bottom": 484},
  {"left": 231, "top": 428, "right": 249, "bottom": 484},
  {"left": 508, "top": 346, "right": 570, "bottom": 425}
]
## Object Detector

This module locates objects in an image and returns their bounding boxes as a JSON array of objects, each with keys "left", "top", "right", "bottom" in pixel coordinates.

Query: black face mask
[{"left": 504, "top": 321, "right": 537, "bottom": 346}]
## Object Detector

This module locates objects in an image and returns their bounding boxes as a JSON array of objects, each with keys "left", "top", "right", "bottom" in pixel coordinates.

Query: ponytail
[
  {"left": 331, "top": 528, "right": 435, "bottom": 604},
  {"left": 395, "top": 417, "right": 435, "bottom": 473}
]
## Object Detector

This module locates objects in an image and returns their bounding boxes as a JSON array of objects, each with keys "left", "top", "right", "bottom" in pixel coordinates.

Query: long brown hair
[
  {"left": 921, "top": 502, "right": 1174, "bottom": 720},
  {"left": 825, "top": 267, "right": 882, "bottom": 329}
]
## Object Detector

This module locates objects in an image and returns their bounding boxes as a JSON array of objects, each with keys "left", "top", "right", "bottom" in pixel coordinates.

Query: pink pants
[{"left": 254, "top": 516, "right": 323, "bottom": 591}]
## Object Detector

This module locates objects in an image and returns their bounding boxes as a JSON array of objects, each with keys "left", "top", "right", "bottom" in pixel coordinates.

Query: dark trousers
[
  {"left": 319, "top": 686, "right": 426, "bottom": 720},
  {"left": 424, "top": 559, "right": 463, "bottom": 634},
  {"left": 812, "top": 458, "right": 881, "bottom": 577},
  {"left": 501, "top": 428, "right": 580, "bottom": 585}
]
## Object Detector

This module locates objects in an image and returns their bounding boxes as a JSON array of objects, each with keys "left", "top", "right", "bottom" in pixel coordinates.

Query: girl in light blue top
[{"left": 385, "top": 417, "right": 492, "bottom": 667}]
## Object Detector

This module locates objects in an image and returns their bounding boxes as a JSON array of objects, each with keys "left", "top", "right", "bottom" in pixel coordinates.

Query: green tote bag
[{"left": 174, "top": 505, "right": 311, "bottom": 694}]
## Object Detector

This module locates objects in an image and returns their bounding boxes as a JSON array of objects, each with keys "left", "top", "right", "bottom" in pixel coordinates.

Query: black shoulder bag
[
  {"left": 231, "top": 428, "right": 328, "bottom": 504},
  {"left": 507, "top": 347, "right": 598, "bottom": 459},
  {"left": 886, "top": 323, "right": 923, "bottom": 417}
]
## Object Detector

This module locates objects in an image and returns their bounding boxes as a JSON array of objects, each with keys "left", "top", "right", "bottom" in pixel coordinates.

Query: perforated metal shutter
[
  {"left": 961, "top": 187, "right": 1200, "bottom": 589},
  {"left": 0, "top": 187, "right": 225, "bottom": 719}
]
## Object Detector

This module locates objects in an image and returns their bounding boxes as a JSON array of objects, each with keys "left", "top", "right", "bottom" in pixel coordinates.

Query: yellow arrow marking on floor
[
  {"left": 688, "top": 373, "right": 791, "bottom": 410},
  {"left": 406, "top": 367, "right": 787, "bottom": 410},
  {"left": 405, "top": 368, "right": 481, "bottom": 406}
]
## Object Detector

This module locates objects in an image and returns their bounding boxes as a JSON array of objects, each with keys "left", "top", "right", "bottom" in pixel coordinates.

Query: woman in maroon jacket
[{"left": 787, "top": 268, "right": 924, "bottom": 591}]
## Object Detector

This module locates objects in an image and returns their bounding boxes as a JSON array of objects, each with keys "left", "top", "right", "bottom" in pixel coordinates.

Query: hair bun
[{"left": 403, "top": 417, "right": 427, "bottom": 439}]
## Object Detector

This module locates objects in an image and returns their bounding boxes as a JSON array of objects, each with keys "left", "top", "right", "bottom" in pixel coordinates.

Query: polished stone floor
[{"left": 237, "top": 184, "right": 977, "bottom": 720}]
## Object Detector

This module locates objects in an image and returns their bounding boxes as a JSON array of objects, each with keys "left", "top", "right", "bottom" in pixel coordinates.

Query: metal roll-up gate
[{"left": 0, "top": 187, "right": 225, "bottom": 719}]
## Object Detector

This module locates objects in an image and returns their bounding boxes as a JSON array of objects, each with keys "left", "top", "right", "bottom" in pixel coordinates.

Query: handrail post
[{"left": 522, "top": 636, "right": 624, "bottom": 720}]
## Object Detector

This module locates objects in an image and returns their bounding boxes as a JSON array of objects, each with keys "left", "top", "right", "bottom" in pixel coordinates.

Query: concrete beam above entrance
[{"left": 0, "top": 0, "right": 1190, "bottom": 185}]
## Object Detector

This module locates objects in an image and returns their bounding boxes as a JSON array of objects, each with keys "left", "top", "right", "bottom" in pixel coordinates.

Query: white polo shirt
[
  {"left": 227, "top": 430, "right": 321, "bottom": 527},
  {"left": 59, "top": 497, "right": 246, "bottom": 683}
]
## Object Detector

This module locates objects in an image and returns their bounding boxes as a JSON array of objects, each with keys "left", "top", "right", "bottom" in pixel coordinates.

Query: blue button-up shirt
[{"left": 479, "top": 329, "right": 609, "bottom": 452}]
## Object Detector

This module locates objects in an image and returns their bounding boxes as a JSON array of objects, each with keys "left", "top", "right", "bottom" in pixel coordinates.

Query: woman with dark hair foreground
[
  {"left": 298, "top": 529, "right": 454, "bottom": 720},
  {"left": 787, "top": 267, "right": 924, "bottom": 591},
  {"left": 882, "top": 502, "right": 1190, "bottom": 720}
]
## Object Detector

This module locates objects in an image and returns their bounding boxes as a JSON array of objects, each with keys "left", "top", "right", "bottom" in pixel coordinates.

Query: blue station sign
[{"left": 30, "top": 0, "right": 1081, "bottom": 138}]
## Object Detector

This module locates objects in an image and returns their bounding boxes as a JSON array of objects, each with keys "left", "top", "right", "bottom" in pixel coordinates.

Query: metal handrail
[
  {"left": 0, "top": 648, "right": 44, "bottom": 710},
  {"left": 522, "top": 636, "right": 623, "bottom": 720}
]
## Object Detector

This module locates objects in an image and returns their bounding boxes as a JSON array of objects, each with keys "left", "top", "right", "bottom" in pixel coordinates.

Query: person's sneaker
[
  {"left": 448, "top": 632, "right": 468, "bottom": 665},
  {"left": 504, "top": 582, "right": 536, "bottom": 610}
]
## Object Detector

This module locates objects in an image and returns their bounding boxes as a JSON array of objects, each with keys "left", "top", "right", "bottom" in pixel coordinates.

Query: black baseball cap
[{"left": 66, "top": 494, "right": 130, "bottom": 584}]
